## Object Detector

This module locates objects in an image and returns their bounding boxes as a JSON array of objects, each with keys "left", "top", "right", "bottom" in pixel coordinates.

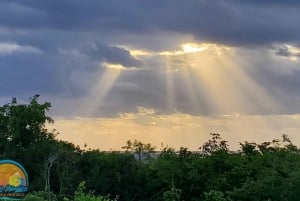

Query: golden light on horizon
[{"left": 50, "top": 112, "right": 300, "bottom": 151}]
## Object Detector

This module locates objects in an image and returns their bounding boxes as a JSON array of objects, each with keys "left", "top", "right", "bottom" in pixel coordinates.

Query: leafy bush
[
  {"left": 23, "top": 191, "right": 57, "bottom": 201},
  {"left": 75, "top": 182, "right": 117, "bottom": 201},
  {"left": 203, "top": 190, "right": 228, "bottom": 201}
]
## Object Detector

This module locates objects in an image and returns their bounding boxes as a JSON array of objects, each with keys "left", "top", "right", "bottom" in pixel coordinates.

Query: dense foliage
[{"left": 1, "top": 96, "right": 300, "bottom": 201}]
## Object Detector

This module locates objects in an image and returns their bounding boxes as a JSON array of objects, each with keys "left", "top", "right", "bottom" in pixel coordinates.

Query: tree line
[{"left": 1, "top": 96, "right": 300, "bottom": 201}]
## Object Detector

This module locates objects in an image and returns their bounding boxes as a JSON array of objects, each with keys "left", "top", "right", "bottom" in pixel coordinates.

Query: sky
[{"left": 1, "top": 0, "right": 300, "bottom": 150}]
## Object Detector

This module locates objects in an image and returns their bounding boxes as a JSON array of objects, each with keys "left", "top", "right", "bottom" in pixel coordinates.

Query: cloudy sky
[{"left": 1, "top": 0, "right": 300, "bottom": 150}]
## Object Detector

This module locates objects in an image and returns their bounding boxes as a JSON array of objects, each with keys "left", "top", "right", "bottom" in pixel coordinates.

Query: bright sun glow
[
  {"left": 104, "top": 63, "right": 126, "bottom": 70},
  {"left": 160, "top": 43, "right": 209, "bottom": 56},
  {"left": 128, "top": 42, "right": 223, "bottom": 57},
  {"left": 181, "top": 43, "right": 208, "bottom": 53},
  {"left": 286, "top": 44, "right": 300, "bottom": 54},
  {"left": 130, "top": 49, "right": 153, "bottom": 56},
  {"left": 286, "top": 45, "right": 300, "bottom": 61}
]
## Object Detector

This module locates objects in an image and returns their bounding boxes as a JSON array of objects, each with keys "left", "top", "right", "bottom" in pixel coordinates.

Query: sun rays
[
  {"left": 158, "top": 42, "right": 283, "bottom": 116},
  {"left": 71, "top": 41, "right": 290, "bottom": 149},
  {"left": 164, "top": 55, "right": 176, "bottom": 112},
  {"left": 78, "top": 62, "right": 123, "bottom": 116},
  {"left": 75, "top": 41, "right": 286, "bottom": 123},
  {"left": 99, "top": 42, "right": 284, "bottom": 117}
]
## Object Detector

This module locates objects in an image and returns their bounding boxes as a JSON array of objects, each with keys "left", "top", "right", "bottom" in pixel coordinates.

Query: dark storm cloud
[
  {"left": 273, "top": 45, "right": 300, "bottom": 58},
  {"left": 0, "top": 51, "right": 60, "bottom": 96},
  {"left": 273, "top": 45, "right": 291, "bottom": 57},
  {"left": 238, "top": 0, "right": 300, "bottom": 6},
  {"left": 0, "top": 43, "right": 141, "bottom": 97},
  {"left": 84, "top": 42, "right": 143, "bottom": 68},
  {"left": 0, "top": 0, "right": 300, "bottom": 46},
  {"left": 0, "top": 40, "right": 142, "bottom": 98},
  {"left": 0, "top": 1, "right": 145, "bottom": 31},
  {"left": 248, "top": 67, "right": 300, "bottom": 114}
]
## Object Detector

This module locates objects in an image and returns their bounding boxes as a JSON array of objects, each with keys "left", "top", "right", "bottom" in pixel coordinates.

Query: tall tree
[
  {"left": 0, "top": 95, "right": 55, "bottom": 150},
  {"left": 200, "top": 133, "right": 229, "bottom": 155},
  {"left": 122, "top": 140, "right": 156, "bottom": 161}
]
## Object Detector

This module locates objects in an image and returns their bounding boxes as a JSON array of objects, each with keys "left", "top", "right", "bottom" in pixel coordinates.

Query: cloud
[
  {"left": 0, "top": 50, "right": 62, "bottom": 97},
  {"left": 274, "top": 45, "right": 291, "bottom": 57},
  {"left": 0, "top": 42, "right": 42, "bottom": 55},
  {"left": 273, "top": 44, "right": 300, "bottom": 58},
  {"left": 0, "top": 38, "right": 144, "bottom": 99},
  {"left": 0, "top": 1, "right": 300, "bottom": 46},
  {"left": 84, "top": 42, "right": 143, "bottom": 68}
]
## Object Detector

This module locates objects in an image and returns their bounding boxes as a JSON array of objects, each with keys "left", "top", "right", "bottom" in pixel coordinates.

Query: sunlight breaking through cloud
[
  {"left": 77, "top": 63, "right": 123, "bottom": 116},
  {"left": 128, "top": 43, "right": 227, "bottom": 57}
]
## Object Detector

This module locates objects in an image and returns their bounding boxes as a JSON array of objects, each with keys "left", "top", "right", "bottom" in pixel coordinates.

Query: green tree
[
  {"left": 122, "top": 140, "right": 156, "bottom": 161},
  {"left": 203, "top": 190, "right": 228, "bottom": 201},
  {"left": 75, "top": 181, "right": 117, "bottom": 201},
  {"left": 0, "top": 95, "right": 59, "bottom": 192},
  {"left": 162, "top": 184, "right": 181, "bottom": 201},
  {"left": 0, "top": 95, "right": 55, "bottom": 150},
  {"left": 23, "top": 191, "right": 57, "bottom": 201},
  {"left": 200, "top": 133, "right": 229, "bottom": 155}
]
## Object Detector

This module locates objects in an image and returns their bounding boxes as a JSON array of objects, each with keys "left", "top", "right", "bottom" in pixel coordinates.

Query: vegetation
[{"left": 1, "top": 96, "right": 300, "bottom": 200}]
